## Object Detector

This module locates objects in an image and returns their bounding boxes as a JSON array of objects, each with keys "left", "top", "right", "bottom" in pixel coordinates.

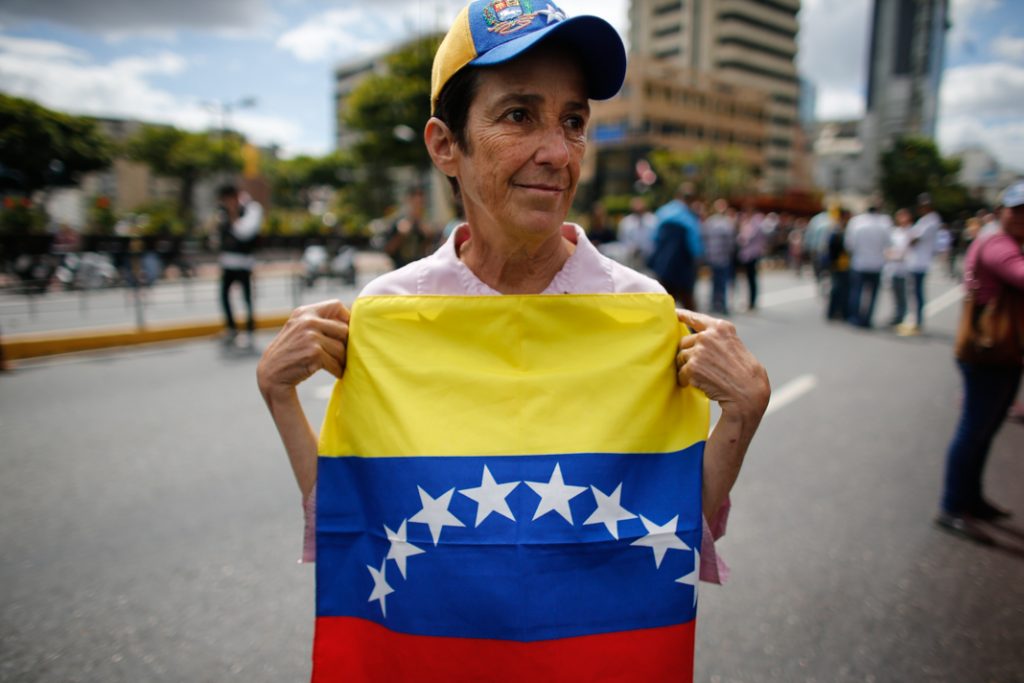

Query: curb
[{"left": 2, "top": 313, "right": 292, "bottom": 361}]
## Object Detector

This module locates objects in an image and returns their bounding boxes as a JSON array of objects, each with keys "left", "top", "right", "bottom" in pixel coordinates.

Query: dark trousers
[
  {"left": 847, "top": 270, "right": 881, "bottom": 327},
  {"left": 910, "top": 271, "right": 927, "bottom": 326},
  {"left": 941, "top": 362, "right": 1022, "bottom": 514},
  {"left": 741, "top": 259, "right": 759, "bottom": 310},
  {"left": 827, "top": 270, "right": 849, "bottom": 320},
  {"left": 221, "top": 268, "right": 254, "bottom": 333},
  {"left": 889, "top": 274, "right": 907, "bottom": 324},
  {"left": 710, "top": 265, "right": 731, "bottom": 314}
]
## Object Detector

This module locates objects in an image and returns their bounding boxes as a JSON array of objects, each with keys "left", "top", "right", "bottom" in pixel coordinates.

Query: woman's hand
[
  {"left": 675, "top": 309, "right": 770, "bottom": 419},
  {"left": 257, "top": 300, "right": 350, "bottom": 401}
]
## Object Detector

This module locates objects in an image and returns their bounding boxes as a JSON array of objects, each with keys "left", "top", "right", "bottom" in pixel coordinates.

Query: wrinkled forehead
[{"left": 471, "top": 42, "right": 588, "bottom": 106}]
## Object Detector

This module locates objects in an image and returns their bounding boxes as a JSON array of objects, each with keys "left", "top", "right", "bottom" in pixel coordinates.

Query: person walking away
[
  {"left": 844, "top": 204, "right": 892, "bottom": 328},
  {"left": 736, "top": 209, "right": 767, "bottom": 311},
  {"left": 384, "top": 185, "right": 432, "bottom": 269},
  {"left": 585, "top": 201, "right": 616, "bottom": 246},
  {"left": 898, "top": 193, "right": 941, "bottom": 336},
  {"left": 936, "top": 181, "right": 1024, "bottom": 544},
  {"left": 884, "top": 208, "right": 913, "bottom": 326},
  {"left": 701, "top": 199, "right": 737, "bottom": 315},
  {"left": 617, "top": 196, "right": 657, "bottom": 272},
  {"left": 650, "top": 184, "right": 704, "bottom": 310},
  {"left": 805, "top": 208, "right": 835, "bottom": 284},
  {"left": 826, "top": 209, "right": 852, "bottom": 321},
  {"left": 217, "top": 184, "right": 262, "bottom": 349}
]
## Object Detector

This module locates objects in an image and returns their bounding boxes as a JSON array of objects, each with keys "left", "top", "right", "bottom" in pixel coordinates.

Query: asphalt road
[{"left": 2, "top": 267, "right": 1022, "bottom": 683}]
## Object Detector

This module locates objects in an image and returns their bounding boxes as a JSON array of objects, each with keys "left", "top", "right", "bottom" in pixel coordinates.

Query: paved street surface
[{"left": 2, "top": 266, "right": 1023, "bottom": 683}]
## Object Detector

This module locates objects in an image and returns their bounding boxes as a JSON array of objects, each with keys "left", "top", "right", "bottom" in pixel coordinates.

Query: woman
[{"left": 936, "top": 182, "right": 1024, "bottom": 543}]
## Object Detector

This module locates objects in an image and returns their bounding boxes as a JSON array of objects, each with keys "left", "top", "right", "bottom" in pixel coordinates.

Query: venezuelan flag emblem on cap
[
  {"left": 313, "top": 294, "right": 709, "bottom": 682},
  {"left": 431, "top": 0, "right": 627, "bottom": 112}
]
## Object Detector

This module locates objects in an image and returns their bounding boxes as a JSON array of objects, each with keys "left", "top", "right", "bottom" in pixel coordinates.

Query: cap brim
[{"left": 469, "top": 15, "right": 626, "bottom": 101}]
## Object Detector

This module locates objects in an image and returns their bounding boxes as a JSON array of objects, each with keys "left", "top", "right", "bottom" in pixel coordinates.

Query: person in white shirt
[
  {"left": 616, "top": 196, "right": 657, "bottom": 272},
  {"left": 844, "top": 204, "right": 894, "bottom": 328},
  {"left": 884, "top": 208, "right": 913, "bottom": 326},
  {"left": 898, "top": 193, "right": 941, "bottom": 336},
  {"left": 216, "top": 184, "right": 263, "bottom": 349}
]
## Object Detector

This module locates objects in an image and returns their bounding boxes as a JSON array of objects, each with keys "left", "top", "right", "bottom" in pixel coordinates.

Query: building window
[
  {"left": 653, "top": 0, "right": 683, "bottom": 17},
  {"left": 654, "top": 46, "right": 682, "bottom": 59},
  {"left": 718, "top": 12, "right": 797, "bottom": 40},
  {"left": 654, "top": 23, "right": 682, "bottom": 37},
  {"left": 717, "top": 36, "right": 796, "bottom": 61},
  {"left": 717, "top": 60, "right": 798, "bottom": 85}
]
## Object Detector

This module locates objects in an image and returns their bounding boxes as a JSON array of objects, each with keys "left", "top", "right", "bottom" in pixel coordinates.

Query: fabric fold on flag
[{"left": 314, "top": 294, "right": 709, "bottom": 683}]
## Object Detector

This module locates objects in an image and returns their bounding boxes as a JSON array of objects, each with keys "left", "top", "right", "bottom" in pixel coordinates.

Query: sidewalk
[{"left": 0, "top": 253, "right": 391, "bottom": 361}]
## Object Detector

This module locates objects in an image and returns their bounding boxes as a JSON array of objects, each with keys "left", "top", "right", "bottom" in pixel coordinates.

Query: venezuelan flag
[{"left": 314, "top": 294, "right": 709, "bottom": 682}]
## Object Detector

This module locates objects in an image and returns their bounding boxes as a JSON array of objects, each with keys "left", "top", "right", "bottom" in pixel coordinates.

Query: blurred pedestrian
[
  {"left": 384, "top": 185, "right": 432, "bottom": 269},
  {"left": 826, "top": 209, "right": 852, "bottom": 321},
  {"left": 256, "top": 3, "right": 769, "bottom": 678},
  {"left": 936, "top": 181, "right": 1024, "bottom": 543},
  {"left": 617, "top": 195, "right": 656, "bottom": 271},
  {"left": 884, "top": 208, "right": 913, "bottom": 327},
  {"left": 585, "top": 200, "right": 616, "bottom": 246},
  {"left": 898, "top": 193, "right": 941, "bottom": 336},
  {"left": 650, "top": 184, "right": 704, "bottom": 310},
  {"left": 805, "top": 208, "right": 834, "bottom": 284},
  {"left": 701, "top": 199, "right": 736, "bottom": 315},
  {"left": 216, "top": 184, "right": 262, "bottom": 350},
  {"left": 736, "top": 208, "right": 767, "bottom": 311},
  {"left": 845, "top": 204, "right": 892, "bottom": 328}
]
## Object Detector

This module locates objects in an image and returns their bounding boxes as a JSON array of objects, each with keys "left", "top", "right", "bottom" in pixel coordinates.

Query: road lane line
[
  {"left": 765, "top": 374, "right": 818, "bottom": 416},
  {"left": 759, "top": 284, "right": 819, "bottom": 308},
  {"left": 924, "top": 284, "right": 964, "bottom": 318}
]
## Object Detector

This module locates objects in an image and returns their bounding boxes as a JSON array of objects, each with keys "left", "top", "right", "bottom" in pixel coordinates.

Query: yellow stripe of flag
[{"left": 318, "top": 294, "right": 709, "bottom": 458}]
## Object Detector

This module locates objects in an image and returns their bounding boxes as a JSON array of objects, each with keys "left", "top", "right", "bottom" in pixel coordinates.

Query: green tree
[
  {"left": 267, "top": 151, "right": 354, "bottom": 209},
  {"left": 342, "top": 34, "right": 441, "bottom": 216},
  {"left": 879, "top": 136, "right": 968, "bottom": 215},
  {"left": 649, "top": 147, "right": 756, "bottom": 206},
  {"left": 0, "top": 94, "right": 113, "bottom": 195},
  {"left": 125, "top": 124, "right": 242, "bottom": 229}
]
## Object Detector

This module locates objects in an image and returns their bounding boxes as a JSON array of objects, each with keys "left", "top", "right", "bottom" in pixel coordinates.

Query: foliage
[
  {"left": 879, "top": 136, "right": 969, "bottom": 216},
  {"left": 648, "top": 147, "right": 755, "bottom": 206},
  {"left": 267, "top": 151, "right": 355, "bottom": 209},
  {"left": 0, "top": 196, "right": 46, "bottom": 236},
  {"left": 342, "top": 34, "right": 441, "bottom": 218},
  {"left": 86, "top": 195, "right": 117, "bottom": 235},
  {"left": 0, "top": 94, "right": 114, "bottom": 194},
  {"left": 133, "top": 199, "right": 188, "bottom": 236},
  {"left": 125, "top": 124, "right": 243, "bottom": 227}
]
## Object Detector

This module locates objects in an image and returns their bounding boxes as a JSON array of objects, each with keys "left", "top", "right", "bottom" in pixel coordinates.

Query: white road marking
[
  {"left": 765, "top": 374, "right": 818, "bottom": 416},
  {"left": 758, "top": 284, "right": 819, "bottom": 308},
  {"left": 924, "top": 284, "right": 964, "bottom": 318}
]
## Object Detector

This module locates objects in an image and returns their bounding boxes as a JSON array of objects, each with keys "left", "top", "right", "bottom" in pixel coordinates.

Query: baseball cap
[
  {"left": 431, "top": 0, "right": 627, "bottom": 113},
  {"left": 1000, "top": 181, "right": 1024, "bottom": 208}
]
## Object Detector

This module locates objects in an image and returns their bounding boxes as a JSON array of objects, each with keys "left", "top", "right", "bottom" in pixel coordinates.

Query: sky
[{"left": 0, "top": 0, "right": 1022, "bottom": 170}]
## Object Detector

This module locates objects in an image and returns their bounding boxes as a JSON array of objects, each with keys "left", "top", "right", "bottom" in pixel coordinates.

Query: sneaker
[
  {"left": 934, "top": 512, "right": 995, "bottom": 545},
  {"left": 896, "top": 323, "right": 920, "bottom": 337},
  {"left": 969, "top": 500, "right": 1012, "bottom": 521}
]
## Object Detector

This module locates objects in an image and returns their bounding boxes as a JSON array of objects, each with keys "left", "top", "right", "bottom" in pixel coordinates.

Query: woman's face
[
  {"left": 1001, "top": 205, "right": 1024, "bottom": 243},
  {"left": 452, "top": 44, "right": 589, "bottom": 246}
]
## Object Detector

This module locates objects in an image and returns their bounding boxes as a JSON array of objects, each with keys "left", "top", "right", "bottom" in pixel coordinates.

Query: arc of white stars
[
  {"left": 384, "top": 519, "right": 425, "bottom": 579},
  {"left": 409, "top": 486, "right": 465, "bottom": 546},
  {"left": 630, "top": 515, "right": 690, "bottom": 568},
  {"left": 458, "top": 465, "right": 520, "bottom": 527},
  {"left": 583, "top": 483, "right": 637, "bottom": 540},
  {"left": 367, "top": 559, "right": 394, "bottom": 617},
  {"left": 537, "top": 4, "right": 566, "bottom": 23},
  {"left": 675, "top": 548, "right": 700, "bottom": 607},
  {"left": 525, "top": 463, "right": 587, "bottom": 524}
]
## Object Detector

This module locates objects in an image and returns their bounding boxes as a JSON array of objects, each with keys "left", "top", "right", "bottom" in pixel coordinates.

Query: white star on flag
[
  {"left": 367, "top": 559, "right": 394, "bottom": 617},
  {"left": 583, "top": 483, "right": 637, "bottom": 539},
  {"left": 409, "top": 486, "right": 465, "bottom": 546},
  {"left": 537, "top": 3, "right": 565, "bottom": 23},
  {"left": 675, "top": 548, "right": 700, "bottom": 607},
  {"left": 526, "top": 463, "right": 587, "bottom": 524},
  {"left": 384, "top": 519, "right": 425, "bottom": 579},
  {"left": 459, "top": 465, "right": 520, "bottom": 527},
  {"left": 630, "top": 515, "right": 690, "bottom": 568}
]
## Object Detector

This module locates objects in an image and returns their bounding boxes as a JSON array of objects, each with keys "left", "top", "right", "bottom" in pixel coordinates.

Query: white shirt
[
  {"left": 845, "top": 211, "right": 894, "bottom": 272},
  {"left": 906, "top": 211, "right": 940, "bottom": 273}
]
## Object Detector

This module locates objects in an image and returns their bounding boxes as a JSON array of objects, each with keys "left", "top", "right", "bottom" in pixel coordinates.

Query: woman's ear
[{"left": 424, "top": 117, "right": 458, "bottom": 177}]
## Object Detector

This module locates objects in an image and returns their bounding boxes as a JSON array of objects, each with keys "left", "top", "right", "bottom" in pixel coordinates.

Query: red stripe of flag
[{"left": 312, "top": 616, "right": 696, "bottom": 682}]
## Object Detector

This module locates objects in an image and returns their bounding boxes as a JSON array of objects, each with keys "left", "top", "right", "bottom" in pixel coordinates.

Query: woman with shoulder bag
[{"left": 936, "top": 182, "right": 1024, "bottom": 543}]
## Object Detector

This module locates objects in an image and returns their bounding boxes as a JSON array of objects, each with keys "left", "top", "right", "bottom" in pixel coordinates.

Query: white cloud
[
  {"left": 940, "top": 61, "right": 1024, "bottom": 119},
  {"left": 0, "top": 34, "right": 299, "bottom": 149},
  {"left": 947, "top": 0, "right": 1000, "bottom": 54},
  {"left": 940, "top": 115, "right": 1024, "bottom": 171},
  {"left": 0, "top": 0, "right": 272, "bottom": 33},
  {"left": 797, "top": 0, "right": 871, "bottom": 120},
  {"left": 992, "top": 35, "right": 1024, "bottom": 61}
]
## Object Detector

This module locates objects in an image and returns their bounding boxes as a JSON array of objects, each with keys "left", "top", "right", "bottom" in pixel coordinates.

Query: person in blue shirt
[{"left": 649, "top": 184, "right": 704, "bottom": 310}]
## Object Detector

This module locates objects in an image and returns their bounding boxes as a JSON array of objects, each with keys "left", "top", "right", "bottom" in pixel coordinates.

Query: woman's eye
[{"left": 505, "top": 109, "right": 528, "bottom": 123}]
